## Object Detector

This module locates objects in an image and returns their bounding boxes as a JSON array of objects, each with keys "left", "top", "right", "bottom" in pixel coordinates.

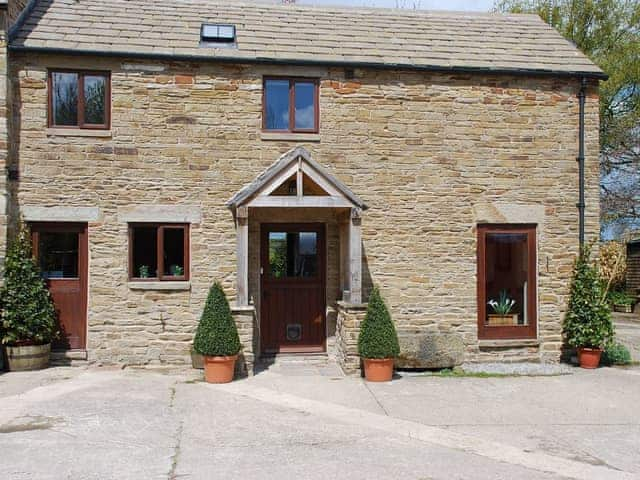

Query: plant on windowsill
[
  {"left": 487, "top": 290, "right": 518, "bottom": 326},
  {"left": 357, "top": 287, "right": 400, "bottom": 382},
  {"left": 193, "top": 282, "right": 241, "bottom": 383},
  {"left": 563, "top": 243, "right": 614, "bottom": 369},
  {"left": 0, "top": 224, "right": 57, "bottom": 371},
  {"left": 170, "top": 265, "right": 184, "bottom": 277},
  {"left": 138, "top": 265, "right": 151, "bottom": 278}
]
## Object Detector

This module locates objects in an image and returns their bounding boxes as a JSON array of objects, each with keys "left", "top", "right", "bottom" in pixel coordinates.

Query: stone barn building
[{"left": 0, "top": 0, "right": 605, "bottom": 373}]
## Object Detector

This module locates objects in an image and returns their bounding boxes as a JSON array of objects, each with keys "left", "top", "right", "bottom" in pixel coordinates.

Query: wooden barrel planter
[{"left": 6, "top": 343, "right": 51, "bottom": 371}]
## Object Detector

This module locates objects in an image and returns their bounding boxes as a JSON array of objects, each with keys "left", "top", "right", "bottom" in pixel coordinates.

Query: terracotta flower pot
[
  {"left": 577, "top": 347, "right": 602, "bottom": 369},
  {"left": 363, "top": 358, "right": 394, "bottom": 382},
  {"left": 203, "top": 354, "right": 238, "bottom": 383}
]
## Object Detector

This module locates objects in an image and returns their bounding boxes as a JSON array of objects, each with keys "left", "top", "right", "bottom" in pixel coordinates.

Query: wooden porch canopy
[{"left": 227, "top": 146, "right": 368, "bottom": 306}]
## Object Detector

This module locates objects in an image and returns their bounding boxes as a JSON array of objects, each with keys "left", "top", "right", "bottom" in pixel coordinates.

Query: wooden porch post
[
  {"left": 236, "top": 206, "right": 249, "bottom": 306},
  {"left": 349, "top": 208, "right": 362, "bottom": 304}
]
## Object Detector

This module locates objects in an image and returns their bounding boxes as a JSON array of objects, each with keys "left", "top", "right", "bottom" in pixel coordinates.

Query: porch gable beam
[{"left": 236, "top": 206, "right": 249, "bottom": 306}]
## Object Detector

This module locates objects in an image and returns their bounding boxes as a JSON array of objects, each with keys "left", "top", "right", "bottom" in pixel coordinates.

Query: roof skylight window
[{"left": 201, "top": 24, "right": 236, "bottom": 43}]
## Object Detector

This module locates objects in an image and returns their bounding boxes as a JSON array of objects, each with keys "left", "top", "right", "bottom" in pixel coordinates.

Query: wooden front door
[
  {"left": 261, "top": 223, "right": 326, "bottom": 353},
  {"left": 31, "top": 223, "right": 88, "bottom": 350}
]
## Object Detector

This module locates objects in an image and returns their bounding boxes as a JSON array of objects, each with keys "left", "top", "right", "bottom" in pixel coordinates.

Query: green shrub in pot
[
  {"left": 563, "top": 244, "right": 614, "bottom": 368},
  {"left": 0, "top": 224, "right": 57, "bottom": 371}
]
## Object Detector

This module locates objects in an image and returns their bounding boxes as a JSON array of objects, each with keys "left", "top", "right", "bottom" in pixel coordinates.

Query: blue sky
[{"left": 297, "top": 0, "right": 495, "bottom": 11}]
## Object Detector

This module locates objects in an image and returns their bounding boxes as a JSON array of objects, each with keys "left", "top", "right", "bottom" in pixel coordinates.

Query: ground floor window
[
  {"left": 477, "top": 224, "right": 537, "bottom": 339},
  {"left": 129, "top": 224, "right": 189, "bottom": 281}
]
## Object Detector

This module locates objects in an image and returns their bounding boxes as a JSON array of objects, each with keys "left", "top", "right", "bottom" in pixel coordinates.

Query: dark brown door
[
  {"left": 31, "top": 223, "right": 88, "bottom": 350},
  {"left": 261, "top": 223, "right": 326, "bottom": 353}
]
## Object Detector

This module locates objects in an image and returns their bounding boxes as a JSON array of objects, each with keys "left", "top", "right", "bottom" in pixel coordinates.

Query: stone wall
[
  {"left": 232, "top": 306, "right": 257, "bottom": 376},
  {"left": 0, "top": 6, "right": 8, "bottom": 274},
  {"left": 8, "top": 0, "right": 29, "bottom": 26},
  {"left": 8, "top": 53, "right": 601, "bottom": 365},
  {"left": 336, "top": 301, "right": 366, "bottom": 374}
]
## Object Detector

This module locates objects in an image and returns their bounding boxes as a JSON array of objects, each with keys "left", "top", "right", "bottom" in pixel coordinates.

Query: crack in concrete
[
  {"left": 167, "top": 381, "right": 183, "bottom": 480},
  {"left": 363, "top": 381, "right": 390, "bottom": 416}
]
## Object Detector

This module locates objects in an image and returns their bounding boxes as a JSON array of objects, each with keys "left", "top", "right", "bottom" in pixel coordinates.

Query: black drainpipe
[{"left": 577, "top": 77, "right": 587, "bottom": 247}]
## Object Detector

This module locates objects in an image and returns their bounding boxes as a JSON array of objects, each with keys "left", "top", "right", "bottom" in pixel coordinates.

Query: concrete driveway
[{"left": 1, "top": 363, "right": 639, "bottom": 480}]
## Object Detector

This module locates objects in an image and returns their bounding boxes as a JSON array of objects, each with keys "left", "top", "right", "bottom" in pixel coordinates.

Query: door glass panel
[
  {"left": 269, "top": 232, "right": 318, "bottom": 278},
  {"left": 38, "top": 232, "right": 79, "bottom": 279},
  {"left": 484, "top": 233, "right": 528, "bottom": 326}
]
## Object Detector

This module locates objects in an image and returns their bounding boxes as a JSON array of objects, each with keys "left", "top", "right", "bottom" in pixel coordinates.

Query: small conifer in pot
[
  {"left": 193, "top": 282, "right": 241, "bottom": 383},
  {"left": 357, "top": 287, "right": 400, "bottom": 382}
]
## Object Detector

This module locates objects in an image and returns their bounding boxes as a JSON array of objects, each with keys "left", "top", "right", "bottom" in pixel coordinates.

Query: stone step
[
  {"left": 258, "top": 353, "right": 330, "bottom": 367},
  {"left": 50, "top": 350, "right": 88, "bottom": 367}
]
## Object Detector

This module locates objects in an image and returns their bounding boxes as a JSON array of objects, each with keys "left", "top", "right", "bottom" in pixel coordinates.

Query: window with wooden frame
[
  {"left": 477, "top": 224, "right": 537, "bottom": 340},
  {"left": 129, "top": 224, "right": 189, "bottom": 281},
  {"left": 48, "top": 70, "right": 111, "bottom": 129},
  {"left": 262, "top": 77, "right": 319, "bottom": 133}
]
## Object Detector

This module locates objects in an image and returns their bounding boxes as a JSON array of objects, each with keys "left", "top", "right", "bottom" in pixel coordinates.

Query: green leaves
[
  {"left": 495, "top": 0, "right": 640, "bottom": 229},
  {"left": 358, "top": 287, "right": 400, "bottom": 359},
  {"left": 0, "top": 224, "right": 57, "bottom": 346},
  {"left": 193, "top": 282, "right": 241, "bottom": 357},
  {"left": 563, "top": 244, "right": 615, "bottom": 349}
]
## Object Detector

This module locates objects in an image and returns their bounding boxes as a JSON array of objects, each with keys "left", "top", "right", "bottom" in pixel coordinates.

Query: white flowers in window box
[{"left": 487, "top": 290, "right": 518, "bottom": 326}]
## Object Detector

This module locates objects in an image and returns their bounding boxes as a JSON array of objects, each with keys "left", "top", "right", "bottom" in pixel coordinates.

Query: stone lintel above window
[{"left": 117, "top": 205, "right": 202, "bottom": 224}]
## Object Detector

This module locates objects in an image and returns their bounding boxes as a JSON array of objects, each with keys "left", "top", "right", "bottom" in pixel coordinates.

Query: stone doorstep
[
  {"left": 478, "top": 339, "right": 541, "bottom": 349},
  {"left": 258, "top": 353, "right": 331, "bottom": 367},
  {"left": 50, "top": 349, "right": 88, "bottom": 366}
]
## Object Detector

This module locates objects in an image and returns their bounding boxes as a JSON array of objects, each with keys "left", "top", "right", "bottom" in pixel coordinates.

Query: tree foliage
[
  {"left": 0, "top": 224, "right": 57, "bottom": 346},
  {"left": 495, "top": 0, "right": 640, "bottom": 233},
  {"left": 563, "top": 244, "right": 614, "bottom": 348},
  {"left": 358, "top": 287, "right": 400, "bottom": 359},
  {"left": 193, "top": 282, "right": 241, "bottom": 357},
  {"left": 598, "top": 240, "right": 627, "bottom": 291}
]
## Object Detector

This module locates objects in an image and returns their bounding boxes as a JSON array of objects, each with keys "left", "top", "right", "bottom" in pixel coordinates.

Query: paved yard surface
[{"left": 1, "top": 362, "right": 639, "bottom": 480}]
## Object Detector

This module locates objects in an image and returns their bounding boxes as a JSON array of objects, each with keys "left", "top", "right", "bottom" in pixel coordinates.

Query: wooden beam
[
  {"left": 257, "top": 161, "right": 298, "bottom": 197},
  {"left": 349, "top": 207, "right": 362, "bottom": 304},
  {"left": 296, "top": 157, "right": 303, "bottom": 198},
  {"left": 300, "top": 162, "right": 341, "bottom": 197},
  {"left": 247, "top": 196, "right": 353, "bottom": 208},
  {"left": 236, "top": 207, "right": 249, "bottom": 306},
  {"left": 339, "top": 219, "right": 349, "bottom": 296}
]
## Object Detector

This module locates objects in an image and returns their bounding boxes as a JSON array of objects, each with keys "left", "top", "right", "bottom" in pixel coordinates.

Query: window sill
[
  {"left": 260, "top": 132, "right": 320, "bottom": 142},
  {"left": 46, "top": 128, "right": 112, "bottom": 138},
  {"left": 478, "top": 339, "right": 540, "bottom": 348},
  {"left": 128, "top": 281, "right": 191, "bottom": 291}
]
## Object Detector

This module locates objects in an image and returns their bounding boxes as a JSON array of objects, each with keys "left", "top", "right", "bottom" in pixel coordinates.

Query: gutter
[
  {"left": 577, "top": 77, "right": 587, "bottom": 247},
  {"left": 7, "top": 45, "right": 609, "bottom": 81}
]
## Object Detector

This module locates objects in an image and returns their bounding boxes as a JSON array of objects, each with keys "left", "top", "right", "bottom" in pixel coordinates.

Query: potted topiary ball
[
  {"left": 357, "top": 287, "right": 400, "bottom": 382},
  {"left": 1, "top": 224, "right": 57, "bottom": 371},
  {"left": 193, "top": 282, "right": 241, "bottom": 383},
  {"left": 563, "top": 244, "right": 614, "bottom": 369}
]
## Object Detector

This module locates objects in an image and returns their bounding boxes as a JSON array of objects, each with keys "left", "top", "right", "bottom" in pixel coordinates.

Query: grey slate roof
[{"left": 11, "top": 0, "right": 605, "bottom": 78}]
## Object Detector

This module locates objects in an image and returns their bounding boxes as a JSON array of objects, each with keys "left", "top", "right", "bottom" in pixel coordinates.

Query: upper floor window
[
  {"left": 263, "top": 77, "right": 318, "bottom": 133},
  {"left": 48, "top": 70, "right": 111, "bottom": 129}
]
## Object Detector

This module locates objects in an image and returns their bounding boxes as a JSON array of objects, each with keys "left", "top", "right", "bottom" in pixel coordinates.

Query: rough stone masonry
[{"left": 7, "top": 51, "right": 600, "bottom": 369}]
